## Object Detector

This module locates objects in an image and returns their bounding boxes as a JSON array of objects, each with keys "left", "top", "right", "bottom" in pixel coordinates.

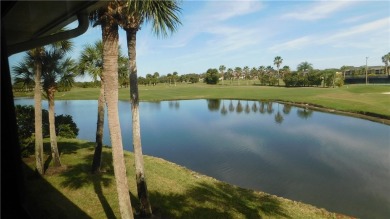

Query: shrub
[
  {"left": 15, "top": 105, "right": 79, "bottom": 156},
  {"left": 204, "top": 68, "right": 219, "bottom": 84}
]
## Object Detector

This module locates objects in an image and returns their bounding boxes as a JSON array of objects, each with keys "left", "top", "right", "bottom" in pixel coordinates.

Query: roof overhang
[{"left": 2, "top": 1, "right": 107, "bottom": 55}]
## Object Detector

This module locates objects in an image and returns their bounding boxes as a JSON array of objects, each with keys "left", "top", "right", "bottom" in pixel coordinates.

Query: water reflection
[
  {"left": 259, "top": 102, "right": 266, "bottom": 114},
  {"left": 244, "top": 101, "right": 250, "bottom": 114},
  {"left": 207, "top": 99, "right": 221, "bottom": 111},
  {"left": 267, "top": 102, "right": 274, "bottom": 114},
  {"left": 13, "top": 98, "right": 390, "bottom": 218},
  {"left": 168, "top": 101, "right": 180, "bottom": 110},
  {"left": 205, "top": 100, "right": 315, "bottom": 124},
  {"left": 220, "top": 101, "right": 228, "bottom": 115},
  {"left": 297, "top": 108, "right": 313, "bottom": 119},
  {"left": 251, "top": 102, "right": 258, "bottom": 113},
  {"left": 146, "top": 101, "right": 161, "bottom": 110},
  {"left": 275, "top": 104, "right": 284, "bottom": 125},
  {"left": 228, "top": 100, "right": 234, "bottom": 112},
  {"left": 283, "top": 104, "right": 292, "bottom": 114},
  {"left": 236, "top": 100, "right": 243, "bottom": 114}
]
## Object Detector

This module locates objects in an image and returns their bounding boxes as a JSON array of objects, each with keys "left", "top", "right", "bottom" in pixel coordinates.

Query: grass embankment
[
  {"left": 23, "top": 138, "right": 353, "bottom": 219},
  {"left": 14, "top": 84, "right": 390, "bottom": 121}
]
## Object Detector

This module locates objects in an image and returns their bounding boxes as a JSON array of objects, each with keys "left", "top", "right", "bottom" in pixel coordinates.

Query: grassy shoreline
[
  {"left": 22, "top": 138, "right": 355, "bottom": 218},
  {"left": 14, "top": 84, "right": 390, "bottom": 124}
]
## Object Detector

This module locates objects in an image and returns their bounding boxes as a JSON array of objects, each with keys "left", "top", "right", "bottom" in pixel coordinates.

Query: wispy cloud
[
  {"left": 268, "top": 17, "right": 389, "bottom": 52},
  {"left": 341, "top": 14, "right": 373, "bottom": 24},
  {"left": 199, "top": 0, "right": 263, "bottom": 21},
  {"left": 283, "top": 1, "right": 355, "bottom": 21},
  {"left": 322, "top": 17, "right": 390, "bottom": 43},
  {"left": 269, "top": 36, "right": 313, "bottom": 53},
  {"left": 161, "top": 1, "right": 263, "bottom": 49}
]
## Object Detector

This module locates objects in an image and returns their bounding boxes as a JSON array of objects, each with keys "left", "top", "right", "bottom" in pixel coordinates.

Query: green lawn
[
  {"left": 14, "top": 83, "right": 390, "bottom": 120},
  {"left": 22, "top": 138, "right": 353, "bottom": 219}
]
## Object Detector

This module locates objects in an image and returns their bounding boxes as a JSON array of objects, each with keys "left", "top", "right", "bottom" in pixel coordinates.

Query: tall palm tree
[
  {"left": 274, "top": 56, "right": 283, "bottom": 86},
  {"left": 30, "top": 48, "right": 45, "bottom": 174},
  {"left": 41, "top": 45, "right": 75, "bottom": 167},
  {"left": 79, "top": 40, "right": 128, "bottom": 173},
  {"left": 89, "top": 2, "right": 134, "bottom": 218},
  {"left": 13, "top": 50, "right": 44, "bottom": 174},
  {"left": 13, "top": 38, "right": 72, "bottom": 173},
  {"left": 117, "top": 1, "right": 182, "bottom": 216},
  {"left": 79, "top": 40, "right": 105, "bottom": 173}
]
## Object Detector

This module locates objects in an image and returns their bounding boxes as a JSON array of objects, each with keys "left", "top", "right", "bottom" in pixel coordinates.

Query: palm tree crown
[
  {"left": 118, "top": 0, "right": 182, "bottom": 36},
  {"left": 297, "top": 61, "right": 313, "bottom": 74}
]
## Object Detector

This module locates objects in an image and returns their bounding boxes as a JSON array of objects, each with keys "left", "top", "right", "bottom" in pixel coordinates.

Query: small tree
[
  {"left": 204, "top": 68, "right": 219, "bottom": 84},
  {"left": 335, "top": 73, "right": 344, "bottom": 87}
]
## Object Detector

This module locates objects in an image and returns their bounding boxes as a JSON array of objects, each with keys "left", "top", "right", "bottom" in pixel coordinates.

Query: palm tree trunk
[
  {"left": 34, "top": 57, "right": 44, "bottom": 174},
  {"left": 91, "top": 79, "right": 105, "bottom": 173},
  {"left": 102, "top": 12, "right": 134, "bottom": 219},
  {"left": 126, "top": 28, "right": 152, "bottom": 217},
  {"left": 47, "top": 88, "right": 61, "bottom": 167}
]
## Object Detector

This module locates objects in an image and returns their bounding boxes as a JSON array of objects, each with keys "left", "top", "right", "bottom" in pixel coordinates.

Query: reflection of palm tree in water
[
  {"left": 297, "top": 108, "right": 313, "bottom": 119},
  {"left": 251, "top": 102, "right": 258, "bottom": 113},
  {"left": 274, "top": 103, "right": 284, "bottom": 124},
  {"left": 245, "top": 101, "right": 250, "bottom": 114},
  {"left": 283, "top": 104, "right": 292, "bottom": 114},
  {"left": 236, "top": 100, "right": 243, "bottom": 114},
  {"left": 221, "top": 100, "right": 228, "bottom": 115},
  {"left": 169, "top": 101, "right": 180, "bottom": 109},
  {"left": 259, "top": 101, "right": 266, "bottom": 114},
  {"left": 229, "top": 100, "right": 235, "bottom": 112},
  {"left": 266, "top": 102, "right": 274, "bottom": 114}
]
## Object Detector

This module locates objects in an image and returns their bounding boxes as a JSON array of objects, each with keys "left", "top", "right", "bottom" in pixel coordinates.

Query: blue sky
[{"left": 8, "top": 0, "right": 390, "bottom": 81}]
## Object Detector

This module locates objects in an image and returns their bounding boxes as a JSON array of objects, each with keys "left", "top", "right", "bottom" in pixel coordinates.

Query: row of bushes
[{"left": 283, "top": 72, "right": 344, "bottom": 87}]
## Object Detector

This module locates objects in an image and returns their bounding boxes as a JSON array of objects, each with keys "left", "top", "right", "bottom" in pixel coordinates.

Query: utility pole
[{"left": 365, "top": 57, "right": 369, "bottom": 85}]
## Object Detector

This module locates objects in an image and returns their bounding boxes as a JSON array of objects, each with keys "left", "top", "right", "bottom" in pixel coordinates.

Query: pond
[{"left": 14, "top": 98, "right": 390, "bottom": 218}]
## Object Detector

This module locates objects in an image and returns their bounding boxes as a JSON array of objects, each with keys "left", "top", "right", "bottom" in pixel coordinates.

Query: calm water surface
[{"left": 14, "top": 98, "right": 390, "bottom": 218}]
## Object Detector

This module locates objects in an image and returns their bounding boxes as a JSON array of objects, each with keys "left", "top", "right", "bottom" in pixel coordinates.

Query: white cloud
[
  {"left": 201, "top": 0, "right": 263, "bottom": 21},
  {"left": 341, "top": 14, "right": 373, "bottom": 24},
  {"left": 161, "top": 0, "right": 263, "bottom": 49},
  {"left": 269, "top": 36, "right": 313, "bottom": 52},
  {"left": 322, "top": 17, "right": 390, "bottom": 43},
  {"left": 283, "top": 1, "right": 355, "bottom": 21},
  {"left": 268, "top": 17, "right": 390, "bottom": 53}
]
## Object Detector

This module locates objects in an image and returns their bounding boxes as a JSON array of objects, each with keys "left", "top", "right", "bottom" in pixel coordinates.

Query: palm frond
[
  {"left": 12, "top": 56, "right": 35, "bottom": 88},
  {"left": 78, "top": 40, "right": 104, "bottom": 81},
  {"left": 123, "top": 0, "right": 182, "bottom": 37}
]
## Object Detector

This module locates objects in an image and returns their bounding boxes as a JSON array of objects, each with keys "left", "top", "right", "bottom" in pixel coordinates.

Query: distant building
[{"left": 343, "top": 66, "right": 385, "bottom": 76}]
